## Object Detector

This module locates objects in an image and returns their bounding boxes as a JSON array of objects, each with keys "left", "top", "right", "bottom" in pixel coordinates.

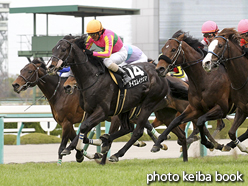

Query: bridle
[
  {"left": 49, "top": 38, "right": 103, "bottom": 92},
  {"left": 208, "top": 36, "right": 245, "bottom": 67},
  {"left": 209, "top": 36, "right": 247, "bottom": 90},
  {"left": 48, "top": 39, "right": 74, "bottom": 68},
  {"left": 19, "top": 62, "right": 60, "bottom": 101},
  {"left": 159, "top": 38, "right": 204, "bottom": 73}
]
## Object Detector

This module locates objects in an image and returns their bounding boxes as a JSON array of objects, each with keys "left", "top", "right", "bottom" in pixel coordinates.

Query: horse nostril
[
  {"left": 156, "top": 66, "right": 165, "bottom": 74},
  {"left": 64, "top": 85, "right": 71, "bottom": 90},
  {"left": 12, "top": 83, "right": 19, "bottom": 89}
]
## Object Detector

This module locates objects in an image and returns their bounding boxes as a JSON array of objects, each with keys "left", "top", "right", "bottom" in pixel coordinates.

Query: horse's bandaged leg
[
  {"left": 151, "top": 128, "right": 160, "bottom": 138},
  {"left": 76, "top": 133, "right": 84, "bottom": 151},
  {"left": 82, "top": 150, "right": 95, "bottom": 159},
  {"left": 235, "top": 139, "right": 248, "bottom": 153},
  {"left": 89, "top": 139, "right": 102, "bottom": 146}
]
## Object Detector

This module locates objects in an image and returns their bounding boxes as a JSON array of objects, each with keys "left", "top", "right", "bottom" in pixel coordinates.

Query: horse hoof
[
  {"left": 61, "top": 149, "right": 71, "bottom": 156},
  {"left": 222, "top": 145, "right": 232, "bottom": 152},
  {"left": 99, "top": 133, "right": 110, "bottom": 142},
  {"left": 214, "top": 144, "right": 224, "bottom": 151},
  {"left": 101, "top": 146, "right": 110, "bottom": 154},
  {"left": 76, "top": 151, "right": 84, "bottom": 163},
  {"left": 94, "top": 153, "right": 103, "bottom": 159},
  {"left": 109, "top": 155, "right": 119, "bottom": 162},
  {"left": 161, "top": 144, "right": 168, "bottom": 151},
  {"left": 210, "top": 148, "right": 214, "bottom": 152},
  {"left": 180, "top": 147, "right": 182, "bottom": 152},
  {"left": 135, "top": 141, "right": 146, "bottom": 147},
  {"left": 151, "top": 145, "right": 160, "bottom": 153}
]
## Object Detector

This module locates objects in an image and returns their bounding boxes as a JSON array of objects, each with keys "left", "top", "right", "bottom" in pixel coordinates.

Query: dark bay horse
[
  {"left": 202, "top": 28, "right": 248, "bottom": 153},
  {"left": 47, "top": 35, "right": 189, "bottom": 162},
  {"left": 151, "top": 30, "right": 234, "bottom": 153},
  {"left": 12, "top": 59, "right": 167, "bottom": 166},
  {"left": 64, "top": 74, "right": 200, "bottom": 146},
  {"left": 12, "top": 59, "right": 86, "bottom": 165}
]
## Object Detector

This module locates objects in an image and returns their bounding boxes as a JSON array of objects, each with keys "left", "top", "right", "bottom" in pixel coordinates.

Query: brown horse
[
  {"left": 47, "top": 35, "right": 189, "bottom": 162},
  {"left": 151, "top": 30, "right": 234, "bottom": 153},
  {"left": 12, "top": 59, "right": 86, "bottom": 165},
  {"left": 202, "top": 28, "right": 248, "bottom": 152}
]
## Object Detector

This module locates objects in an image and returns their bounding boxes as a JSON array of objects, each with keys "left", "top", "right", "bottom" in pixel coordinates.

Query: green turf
[{"left": 0, "top": 155, "right": 247, "bottom": 186}]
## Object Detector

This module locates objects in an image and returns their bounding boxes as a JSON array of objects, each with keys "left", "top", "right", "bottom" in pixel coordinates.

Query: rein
[
  {"left": 163, "top": 38, "right": 204, "bottom": 72},
  {"left": 51, "top": 38, "right": 103, "bottom": 92},
  {"left": 210, "top": 36, "right": 247, "bottom": 90},
  {"left": 19, "top": 62, "right": 60, "bottom": 101}
]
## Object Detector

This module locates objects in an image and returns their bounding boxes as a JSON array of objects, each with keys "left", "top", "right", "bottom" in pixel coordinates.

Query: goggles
[
  {"left": 241, "top": 32, "right": 248, "bottom": 37},
  {"left": 88, "top": 32, "right": 99, "bottom": 38},
  {"left": 203, "top": 33, "right": 215, "bottom": 38}
]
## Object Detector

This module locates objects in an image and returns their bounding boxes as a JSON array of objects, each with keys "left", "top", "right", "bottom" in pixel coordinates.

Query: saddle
[{"left": 108, "top": 65, "right": 148, "bottom": 116}]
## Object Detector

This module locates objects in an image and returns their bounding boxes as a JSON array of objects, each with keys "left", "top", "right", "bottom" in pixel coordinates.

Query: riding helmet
[
  {"left": 86, "top": 19, "right": 103, "bottom": 33},
  {"left": 201, "top": 21, "right": 219, "bottom": 33}
]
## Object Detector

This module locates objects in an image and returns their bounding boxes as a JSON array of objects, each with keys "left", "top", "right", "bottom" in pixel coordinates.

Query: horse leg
[
  {"left": 145, "top": 120, "right": 168, "bottom": 150},
  {"left": 98, "top": 116, "right": 120, "bottom": 165},
  {"left": 62, "top": 109, "right": 106, "bottom": 155},
  {"left": 101, "top": 112, "right": 134, "bottom": 154},
  {"left": 171, "top": 126, "right": 188, "bottom": 162},
  {"left": 224, "top": 129, "right": 248, "bottom": 151},
  {"left": 212, "top": 119, "right": 226, "bottom": 138},
  {"left": 151, "top": 105, "right": 197, "bottom": 152},
  {"left": 227, "top": 108, "right": 248, "bottom": 153},
  {"left": 196, "top": 106, "right": 224, "bottom": 150},
  {"left": 109, "top": 112, "right": 150, "bottom": 162}
]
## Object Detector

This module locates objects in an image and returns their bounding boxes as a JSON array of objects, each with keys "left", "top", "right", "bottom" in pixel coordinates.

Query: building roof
[{"left": 9, "top": 5, "right": 140, "bottom": 17}]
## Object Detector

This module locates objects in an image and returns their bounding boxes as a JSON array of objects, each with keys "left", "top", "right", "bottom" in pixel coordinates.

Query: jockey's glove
[
  {"left": 242, "top": 46, "right": 248, "bottom": 55},
  {"left": 84, "top": 49, "right": 93, "bottom": 56}
]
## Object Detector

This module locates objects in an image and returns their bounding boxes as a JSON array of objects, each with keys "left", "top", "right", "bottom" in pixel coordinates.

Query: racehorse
[
  {"left": 12, "top": 59, "right": 86, "bottom": 165},
  {"left": 47, "top": 34, "right": 189, "bottom": 162},
  {"left": 64, "top": 74, "right": 200, "bottom": 146},
  {"left": 202, "top": 28, "right": 248, "bottom": 153},
  {"left": 151, "top": 30, "right": 234, "bottom": 153},
  {"left": 12, "top": 59, "right": 168, "bottom": 165}
]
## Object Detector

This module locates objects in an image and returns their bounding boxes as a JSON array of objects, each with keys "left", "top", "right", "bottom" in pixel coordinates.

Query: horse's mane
[
  {"left": 172, "top": 30, "right": 207, "bottom": 56},
  {"left": 32, "top": 58, "right": 47, "bottom": 70},
  {"left": 217, "top": 28, "right": 241, "bottom": 48},
  {"left": 64, "top": 34, "right": 104, "bottom": 66}
]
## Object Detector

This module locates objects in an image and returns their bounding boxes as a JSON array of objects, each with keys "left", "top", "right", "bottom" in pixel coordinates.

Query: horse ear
[{"left": 178, "top": 33, "right": 185, "bottom": 41}]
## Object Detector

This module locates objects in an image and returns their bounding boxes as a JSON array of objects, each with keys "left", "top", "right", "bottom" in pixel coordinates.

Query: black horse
[{"left": 47, "top": 35, "right": 188, "bottom": 162}]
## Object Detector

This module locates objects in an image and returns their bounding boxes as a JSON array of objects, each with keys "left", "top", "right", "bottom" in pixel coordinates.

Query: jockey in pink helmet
[
  {"left": 201, "top": 21, "right": 219, "bottom": 46},
  {"left": 238, "top": 19, "right": 248, "bottom": 47}
]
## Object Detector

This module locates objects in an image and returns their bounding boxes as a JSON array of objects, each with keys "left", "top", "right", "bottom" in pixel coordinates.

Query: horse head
[
  {"left": 202, "top": 28, "right": 241, "bottom": 72},
  {"left": 12, "top": 59, "right": 47, "bottom": 93},
  {"left": 64, "top": 75, "right": 78, "bottom": 94},
  {"left": 156, "top": 32, "right": 185, "bottom": 77},
  {"left": 47, "top": 35, "right": 81, "bottom": 75}
]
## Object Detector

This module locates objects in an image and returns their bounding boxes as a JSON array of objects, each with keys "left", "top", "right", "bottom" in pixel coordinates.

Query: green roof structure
[{"left": 10, "top": 5, "right": 140, "bottom": 59}]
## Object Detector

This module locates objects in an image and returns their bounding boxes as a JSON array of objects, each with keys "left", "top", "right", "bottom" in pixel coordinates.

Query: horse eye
[
  {"left": 218, "top": 44, "right": 222, "bottom": 48},
  {"left": 28, "top": 70, "right": 32, "bottom": 73},
  {"left": 61, "top": 48, "right": 66, "bottom": 52},
  {"left": 171, "top": 48, "right": 176, "bottom": 52}
]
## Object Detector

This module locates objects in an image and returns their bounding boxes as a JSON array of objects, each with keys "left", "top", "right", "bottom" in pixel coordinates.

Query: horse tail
[{"left": 166, "top": 76, "right": 189, "bottom": 101}]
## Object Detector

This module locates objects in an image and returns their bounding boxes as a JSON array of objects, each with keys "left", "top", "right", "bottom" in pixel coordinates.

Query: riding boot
[{"left": 116, "top": 67, "right": 132, "bottom": 85}]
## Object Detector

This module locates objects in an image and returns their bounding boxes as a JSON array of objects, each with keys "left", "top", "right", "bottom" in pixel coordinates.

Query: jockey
[
  {"left": 201, "top": 21, "right": 219, "bottom": 47},
  {"left": 85, "top": 19, "right": 131, "bottom": 85},
  {"left": 170, "top": 66, "right": 188, "bottom": 82},
  {"left": 119, "top": 44, "right": 148, "bottom": 66},
  {"left": 58, "top": 66, "right": 71, "bottom": 77},
  {"left": 237, "top": 19, "right": 248, "bottom": 53}
]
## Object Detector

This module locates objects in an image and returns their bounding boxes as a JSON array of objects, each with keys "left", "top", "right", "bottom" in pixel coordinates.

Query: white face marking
[
  {"left": 57, "top": 45, "right": 60, "bottom": 50},
  {"left": 202, "top": 39, "right": 219, "bottom": 66},
  {"left": 166, "top": 45, "right": 169, "bottom": 48}
]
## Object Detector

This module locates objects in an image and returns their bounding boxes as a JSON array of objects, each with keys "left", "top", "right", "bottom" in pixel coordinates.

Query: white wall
[{"left": 132, "top": 0, "right": 159, "bottom": 61}]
